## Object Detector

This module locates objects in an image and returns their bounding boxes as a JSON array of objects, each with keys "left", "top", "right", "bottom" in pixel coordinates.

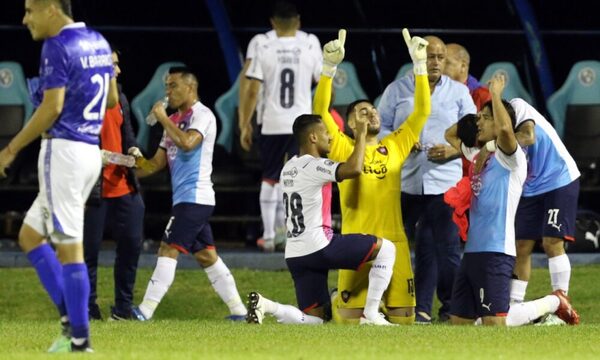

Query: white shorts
[{"left": 23, "top": 138, "right": 101, "bottom": 243}]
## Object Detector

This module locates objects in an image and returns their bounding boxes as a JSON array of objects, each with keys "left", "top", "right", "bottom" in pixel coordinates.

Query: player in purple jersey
[{"left": 0, "top": 0, "right": 117, "bottom": 353}]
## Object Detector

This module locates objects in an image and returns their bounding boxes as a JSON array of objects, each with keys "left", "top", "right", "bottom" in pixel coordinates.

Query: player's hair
[
  {"left": 169, "top": 66, "right": 199, "bottom": 89},
  {"left": 482, "top": 99, "right": 517, "bottom": 129},
  {"left": 37, "top": 0, "right": 73, "bottom": 18},
  {"left": 271, "top": 0, "right": 299, "bottom": 19},
  {"left": 345, "top": 99, "right": 371, "bottom": 120},
  {"left": 457, "top": 113, "right": 478, "bottom": 147},
  {"left": 293, "top": 114, "right": 322, "bottom": 144},
  {"left": 109, "top": 43, "right": 121, "bottom": 56}
]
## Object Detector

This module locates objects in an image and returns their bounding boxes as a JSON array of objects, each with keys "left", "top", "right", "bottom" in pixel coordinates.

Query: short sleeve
[
  {"left": 39, "top": 39, "right": 69, "bottom": 91},
  {"left": 495, "top": 146, "right": 526, "bottom": 171},
  {"left": 188, "top": 107, "right": 214, "bottom": 138},
  {"left": 307, "top": 158, "right": 340, "bottom": 184},
  {"left": 246, "top": 33, "right": 265, "bottom": 60},
  {"left": 245, "top": 52, "right": 263, "bottom": 81}
]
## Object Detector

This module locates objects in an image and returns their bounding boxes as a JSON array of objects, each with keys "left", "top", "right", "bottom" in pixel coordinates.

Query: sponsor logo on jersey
[
  {"left": 363, "top": 163, "right": 388, "bottom": 179},
  {"left": 282, "top": 167, "right": 298, "bottom": 178},
  {"left": 316, "top": 166, "right": 332, "bottom": 175}
]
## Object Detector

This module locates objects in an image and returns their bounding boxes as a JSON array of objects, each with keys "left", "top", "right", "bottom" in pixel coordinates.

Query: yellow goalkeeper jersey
[{"left": 313, "top": 74, "right": 430, "bottom": 243}]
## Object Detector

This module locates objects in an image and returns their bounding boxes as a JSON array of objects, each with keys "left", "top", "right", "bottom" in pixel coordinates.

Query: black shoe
[
  {"left": 109, "top": 306, "right": 132, "bottom": 321},
  {"left": 89, "top": 303, "right": 103, "bottom": 321}
]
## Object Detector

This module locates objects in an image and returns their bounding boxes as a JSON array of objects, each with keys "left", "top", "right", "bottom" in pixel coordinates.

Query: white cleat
[
  {"left": 359, "top": 313, "right": 397, "bottom": 326},
  {"left": 246, "top": 292, "right": 265, "bottom": 324}
]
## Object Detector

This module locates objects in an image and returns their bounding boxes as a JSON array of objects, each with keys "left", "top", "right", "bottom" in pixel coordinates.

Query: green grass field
[{"left": 1, "top": 265, "right": 600, "bottom": 359}]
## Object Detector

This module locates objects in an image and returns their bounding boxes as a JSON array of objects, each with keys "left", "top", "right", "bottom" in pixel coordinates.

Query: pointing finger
[
  {"left": 338, "top": 29, "right": 346, "bottom": 47},
  {"left": 402, "top": 28, "right": 411, "bottom": 47}
]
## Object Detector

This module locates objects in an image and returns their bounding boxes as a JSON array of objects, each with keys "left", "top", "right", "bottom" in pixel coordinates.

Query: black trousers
[{"left": 83, "top": 192, "right": 145, "bottom": 316}]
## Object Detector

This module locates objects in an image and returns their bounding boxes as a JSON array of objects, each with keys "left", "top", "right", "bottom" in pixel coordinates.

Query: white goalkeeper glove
[
  {"left": 128, "top": 146, "right": 143, "bottom": 158},
  {"left": 402, "top": 28, "right": 428, "bottom": 75},
  {"left": 322, "top": 29, "right": 346, "bottom": 78}
]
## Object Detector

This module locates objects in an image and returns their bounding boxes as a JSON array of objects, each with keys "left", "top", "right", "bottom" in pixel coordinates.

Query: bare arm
[
  {"left": 152, "top": 102, "right": 203, "bottom": 152},
  {"left": 488, "top": 75, "right": 517, "bottom": 153},
  {"left": 445, "top": 123, "right": 461, "bottom": 151},
  {"left": 515, "top": 120, "right": 535, "bottom": 146},
  {"left": 238, "top": 78, "right": 261, "bottom": 151},
  {"left": 135, "top": 148, "right": 167, "bottom": 178}
]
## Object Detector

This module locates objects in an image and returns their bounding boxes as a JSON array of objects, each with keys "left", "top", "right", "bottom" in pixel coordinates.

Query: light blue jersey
[
  {"left": 40, "top": 23, "right": 113, "bottom": 144},
  {"left": 510, "top": 98, "right": 580, "bottom": 196},
  {"left": 462, "top": 145, "right": 527, "bottom": 256},
  {"left": 159, "top": 101, "right": 216, "bottom": 206}
]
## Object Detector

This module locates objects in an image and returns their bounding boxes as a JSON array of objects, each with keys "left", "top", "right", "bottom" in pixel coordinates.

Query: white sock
[
  {"left": 204, "top": 257, "right": 246, "bottom": 316},
  {"left": 548, "top": 254, "right": 571, "bottom": 293},
  {"left": 364, "top": 239, "right": 395, "bottom": 319},
  {"left": 139, "top": 256, "right": 177, "bottom": 319},
  {"left": 510, "top": 279, "right": 528, "bottom": 304},
  {"left": 260, "top": 296, "right": 322, "bottom": 324},
  {"left": 506, "top": 295, "right": 560, "bottom": 327},
  {"left": 259, "top": 181, "right": 278, "bottom": 240}
]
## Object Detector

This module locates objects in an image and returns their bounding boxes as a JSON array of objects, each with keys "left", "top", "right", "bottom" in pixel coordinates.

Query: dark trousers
[
  {"left": 402, "top": 193, "right": 461, "bottom": 318},
  {"left": 84, "top": 192, "right": 145, "bottom": 316}
]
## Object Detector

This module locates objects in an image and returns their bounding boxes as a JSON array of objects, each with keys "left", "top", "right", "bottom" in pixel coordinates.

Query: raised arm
[
  {"left": 336, "top": 107, "right": 367, "bottom": 181},
  {"left": 488, "top": 74, "right": 517, "bottom": 153},
  {"left": 314, "top": 29, "right": 354, "bottom": 161},
  {"left": 392, "top": 29, "right": 431, "bottom": 141}
]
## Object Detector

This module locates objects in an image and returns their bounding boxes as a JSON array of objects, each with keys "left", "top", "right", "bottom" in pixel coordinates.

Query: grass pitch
[{"left": 1, "top": 265, "right": 599, "bottom": 359}]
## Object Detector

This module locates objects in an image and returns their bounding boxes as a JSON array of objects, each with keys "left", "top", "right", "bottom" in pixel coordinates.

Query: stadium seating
[
  {"left": 0, "top": 61, "right": 33, "bottom": 149},
  {"left": 130, "top": 61, "right": 185, "bottom": 153},
  {"left": 480, "top": 62, "right": 535, "bottom": 106},
  {"left": 546, "top": 60, "right": 600, "bottom": 139},
  {"left": 213, "top": 76, "right": 240, "bottom": 153},
  {"left": 332, "top": 61, "right": 368, "bottom": 105}
]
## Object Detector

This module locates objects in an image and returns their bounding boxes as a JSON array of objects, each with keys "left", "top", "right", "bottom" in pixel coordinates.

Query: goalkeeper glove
[
  {"left": 322, "top": 29, "right": 346, "bottom": 78},
  {"left": 402, "top": 28, "right": 428, "bottom": 75}
]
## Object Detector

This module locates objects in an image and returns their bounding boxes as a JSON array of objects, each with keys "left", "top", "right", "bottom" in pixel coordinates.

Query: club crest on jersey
[{"left": 377, "top": 146, "right": 388, "bottom": 155}]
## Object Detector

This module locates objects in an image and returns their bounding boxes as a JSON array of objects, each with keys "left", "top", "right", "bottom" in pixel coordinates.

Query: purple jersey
[{"left": 39, "top": 23, "right": 113, "bottom": 145}]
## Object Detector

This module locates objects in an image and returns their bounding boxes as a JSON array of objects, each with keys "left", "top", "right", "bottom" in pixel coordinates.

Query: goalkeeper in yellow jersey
[{"left": 314, "top": 29, "right": 431, "bottom": 324}]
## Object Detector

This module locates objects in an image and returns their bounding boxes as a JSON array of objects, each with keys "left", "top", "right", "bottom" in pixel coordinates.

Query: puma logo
[
  {"left": 585, "top": 230, "right": 599, "bottom": 249},
  {"left": 551, "top": 223, "right": 562, "bottom": 232},
  {"left": 482, "top": 303, "right": 492, "bottom": 311}
]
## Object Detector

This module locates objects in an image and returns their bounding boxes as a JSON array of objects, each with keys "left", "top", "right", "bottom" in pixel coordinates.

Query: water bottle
[
  {"left": 103, "top": 151, "right": 136, "bottom": 168},
  {"left": 145, "top": 97, "right": 169, "bottom": 126}
]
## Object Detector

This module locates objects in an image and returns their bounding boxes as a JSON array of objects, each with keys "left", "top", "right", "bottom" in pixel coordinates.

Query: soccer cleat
[
  {"left": 256, "top": 238, "right": 275, "bottom": 253},
  {"left": 71, "top": 339, "right": 94, "bottom": 353},
  {"left": 226, "top": 314, "right": 247, "bottom": 322},
  {"left": 552, "top": 290, "right": 580, "bottom": 325},
  {"left": 47, "top": 320, "right": 71, "bottom": 352},
  {"left": 131, "top": 305, "right": 149, "bottom": 321},
  {"left": 359, "top": 313, "right": 397, "bottom": 326},
  {"left": 246, "top": 292, "right": 265, "bottom": 324},
  {"left": 534, "top": 313, "right": 566, "bottom": 326}
]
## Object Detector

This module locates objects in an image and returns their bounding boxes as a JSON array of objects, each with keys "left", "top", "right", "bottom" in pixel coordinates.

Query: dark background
[
  {"left": 2, "top": 0, "right": 599, "bottom": 115},
  {"left": 1, "top": 0, "right": 600, "bottom": 244}
]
